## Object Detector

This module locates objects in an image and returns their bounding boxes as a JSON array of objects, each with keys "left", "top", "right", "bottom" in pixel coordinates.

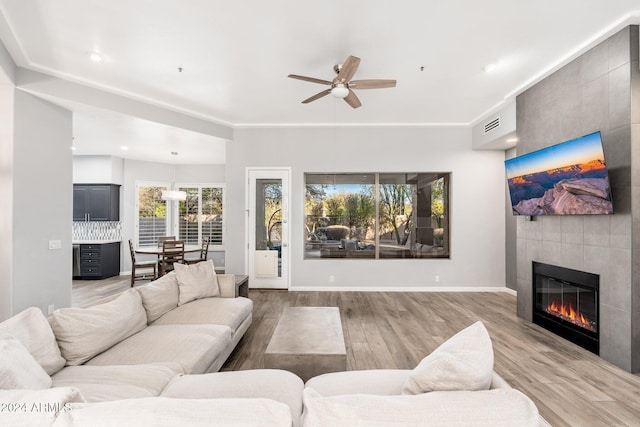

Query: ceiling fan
[{"left": 288, "top": 55, "right": 396, "bottom": 109}]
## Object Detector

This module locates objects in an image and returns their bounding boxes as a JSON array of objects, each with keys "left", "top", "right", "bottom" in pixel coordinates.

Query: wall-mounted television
[{"left": 505, "top": 131, "right": 613, "bottom": 215}]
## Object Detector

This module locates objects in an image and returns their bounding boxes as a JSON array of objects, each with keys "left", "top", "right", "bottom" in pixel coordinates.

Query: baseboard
[{"left": 289, "top": 285, "right": 518, "bottom": 294}]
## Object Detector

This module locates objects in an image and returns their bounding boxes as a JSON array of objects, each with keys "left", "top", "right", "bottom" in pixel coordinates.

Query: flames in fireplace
[{"left": 546, "top": 301, "right": 596, "bottom": 333}]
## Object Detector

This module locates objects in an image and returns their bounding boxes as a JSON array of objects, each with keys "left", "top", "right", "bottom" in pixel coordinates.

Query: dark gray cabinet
[
  {"left": 73, "top": 184, "right": 120, "bottom": 221},
  {"left": 75, "top": 242, "right": 121, "bottom": 279}
]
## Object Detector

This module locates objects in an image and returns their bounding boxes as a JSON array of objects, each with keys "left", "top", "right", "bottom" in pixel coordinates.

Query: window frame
[
  {"left": 304, "top": 172, "right": 450, "bottom": 260},
  {"left": 135, "top": 181, "right": 171, "bottom": 248},
  {"left": 173, "top": 182, "right": 226, "bottom": 250}
]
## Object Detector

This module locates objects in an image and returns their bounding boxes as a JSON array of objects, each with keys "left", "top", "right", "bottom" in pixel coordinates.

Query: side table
[{"left": 234, "top": 275, "right": 249, "bottom": 298}]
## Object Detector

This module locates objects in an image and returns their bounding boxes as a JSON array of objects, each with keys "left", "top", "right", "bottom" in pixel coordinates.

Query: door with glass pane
[{"left": 247, "top": 168, "right": 290, "bottom": 289}]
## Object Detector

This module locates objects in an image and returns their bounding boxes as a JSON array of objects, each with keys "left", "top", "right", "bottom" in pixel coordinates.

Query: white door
[{"left": 247, "top": 168, "right": 290, "bottom": 289}]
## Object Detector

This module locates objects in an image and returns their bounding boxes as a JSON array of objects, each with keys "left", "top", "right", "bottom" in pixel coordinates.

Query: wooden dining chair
[
  {"left": 157, "top": 236, "right": 176, "bottom": 246},
  {"left": 186, "top": 237, "right": 210, "bottom": 265},
  {"left": 159, "top": 240, "right": 185, "bottom": 276},
  {"left": 129, "top": 240, "right": 157, "bottom": 287}
]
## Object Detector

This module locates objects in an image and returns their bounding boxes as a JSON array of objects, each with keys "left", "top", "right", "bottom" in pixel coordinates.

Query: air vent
[{"left": 483, "top": 116, "right": 501, "bottom": 134}]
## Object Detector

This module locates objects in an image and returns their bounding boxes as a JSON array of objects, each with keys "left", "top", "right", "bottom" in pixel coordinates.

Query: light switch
[{"left": 48, "top": 240, "right": 62, "bottom": 250}]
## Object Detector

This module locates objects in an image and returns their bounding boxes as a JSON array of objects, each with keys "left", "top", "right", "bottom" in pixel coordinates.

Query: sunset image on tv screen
[{"left": 505, "top": 132, "right": 613, "bottom": 215}]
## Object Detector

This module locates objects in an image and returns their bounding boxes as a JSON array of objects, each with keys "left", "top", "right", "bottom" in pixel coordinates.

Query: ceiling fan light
[
  {"left": 331, "top": 84, "right": 349, "bottom": 99},
  {"left": 161, "top": 190, "right": 187, "bottom": 201}
]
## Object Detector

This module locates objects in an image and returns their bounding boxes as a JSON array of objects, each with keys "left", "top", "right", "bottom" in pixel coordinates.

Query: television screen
[{"left": 505, "top": 131, "right": 613, "bottom": 215}]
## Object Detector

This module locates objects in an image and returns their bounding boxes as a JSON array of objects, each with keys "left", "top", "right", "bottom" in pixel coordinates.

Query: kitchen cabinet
[
  {"left": 75, "top": 242, "right": 121, "bottom": 279},
  {"left": 73, "top": 184, "right": 120, "bottom": 221}
]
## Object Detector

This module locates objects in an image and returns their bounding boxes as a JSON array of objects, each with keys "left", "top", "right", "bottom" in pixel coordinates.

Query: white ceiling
[{"left": 0, "top": 1, "right": 639, "bottom": 161}]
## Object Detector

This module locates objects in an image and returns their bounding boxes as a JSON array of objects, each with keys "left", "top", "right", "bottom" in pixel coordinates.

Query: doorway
[{"left": 247, "top": 168, "right": 290, "bottom": 289}]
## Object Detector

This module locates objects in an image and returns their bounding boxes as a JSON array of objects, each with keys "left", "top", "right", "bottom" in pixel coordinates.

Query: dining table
[
  {"left": 134, "top": 245, "right": 224, "bottom": 274},
  {"left": 135, "top": 245, "right": 201, "bottom": 265},
  {"left": 134, "top": 245, "right": 202, "bottom": 256}
]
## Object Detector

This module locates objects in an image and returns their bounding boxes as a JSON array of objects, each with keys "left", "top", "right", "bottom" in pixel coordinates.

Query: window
[
  {"left": 136, "top": 182, "right": 169, "bottom": 247},
  {"left": 304, "top": 173, "right": 449, "bottom": 259},
  {"left": 175, "top": 184, "right": 224, "bottom": 248}
]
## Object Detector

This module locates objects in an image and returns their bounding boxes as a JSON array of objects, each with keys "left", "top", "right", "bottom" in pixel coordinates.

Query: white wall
[
  {"left": 227, "top": 126, "right": 506, "bottom": 289},
  {"left": 11, "top": 90, "right": 72, "bottom": 315},
  {"left": 0, "top": 39, "right": 15, "bottom": 320},
  {"left": 0, "top": 84, "right": 14, "bottom": 320},
  {"left": 73, "top": 155, "right": 124, "bottom": 185}
]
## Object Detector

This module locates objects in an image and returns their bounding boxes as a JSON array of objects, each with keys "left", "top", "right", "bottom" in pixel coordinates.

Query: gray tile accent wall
[
  {"left": 630, "top": 26, "right": 640, "bottom": 373},
  {"left": 515, "top": 26, "right": 638, "bottom": 373}
]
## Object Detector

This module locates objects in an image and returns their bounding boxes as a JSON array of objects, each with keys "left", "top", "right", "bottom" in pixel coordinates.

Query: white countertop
[{"left": 72, "top": 240, "right": 122, "bottom": 244}]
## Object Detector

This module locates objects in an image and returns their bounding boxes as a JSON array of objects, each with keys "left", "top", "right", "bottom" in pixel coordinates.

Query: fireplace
[{"left": 532, "top": 262, "right": 599, "bottom": 354}]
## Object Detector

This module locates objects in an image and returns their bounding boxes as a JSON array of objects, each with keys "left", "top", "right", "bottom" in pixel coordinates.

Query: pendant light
[{"left": 161, "top": 152, "right": 187, "bottom": 201}]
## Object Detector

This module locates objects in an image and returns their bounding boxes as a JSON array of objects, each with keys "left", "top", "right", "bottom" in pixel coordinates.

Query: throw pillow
[
  {"left": 401, "top": 321, "right": 494, "bottom": 394},
  {"left": 0, "top": 335, "right": 52, "bottom": 389},
  {"left": 174, "top": 260, "right": 220, "bottom": 306},
  {"left": 136, "top": 272, "right": 180, "bottom": 323},
  {"left": 0, "top": 307, "right": 66, "bottom": 375},
  {"left": 49, "top": 289, "right": 147, "bottom": 366}
]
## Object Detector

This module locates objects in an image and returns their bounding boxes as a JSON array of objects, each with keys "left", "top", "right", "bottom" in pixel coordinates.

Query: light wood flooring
[{"left": 73, "top": 276, "right": 640, "bottom": 426}]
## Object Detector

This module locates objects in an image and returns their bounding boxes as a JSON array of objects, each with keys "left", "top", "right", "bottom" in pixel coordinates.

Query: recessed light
[
  {"left": 70, "top": 146, "right": 76, "bottom": 151},
  {"left": 120, "top": 146, "right": 129, "bottom": 151},
  {"left": 483, "top": 63, "right": 497, "bottom": 73},
  {"left": 506, "top": 137, "right": 518, "bottom": 143},
  {"left": 89, "top": 51, "right": 103, "bottom": 62}
]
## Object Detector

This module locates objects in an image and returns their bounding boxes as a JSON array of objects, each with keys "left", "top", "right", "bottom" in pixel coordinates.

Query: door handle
[{"left": 282, "top": 243, "right": 288, "bottom": 248}]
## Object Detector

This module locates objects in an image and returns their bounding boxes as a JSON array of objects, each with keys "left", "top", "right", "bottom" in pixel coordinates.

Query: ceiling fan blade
[
  {"left": 288, "top": 74, "right": 332, "bottom": 85},
  {"left": 302, "top": 89, "right": 332, "bottom": 104},
  {"left": 349, "top": 79, "right": 397, "bottom": 89},
  {"left": 343, "top": 90, "right": 362, "bottom": 109},
  {"left": 334, "top": 55, "right": 361, "bottom": 83}
]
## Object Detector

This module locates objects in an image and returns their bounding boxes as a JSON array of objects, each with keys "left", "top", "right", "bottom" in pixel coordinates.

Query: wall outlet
[
  {"left": 329, "top": 275, "right": 335, "bottom": 283},
  {"left": 435, "top": 275, "right": 441, "bottom": 283},
  {"left": 47, "top": 304, "right": 55, "bottom": 315},
  {"left": 48, "top": 240, "right": 62, "bottom": 250}
]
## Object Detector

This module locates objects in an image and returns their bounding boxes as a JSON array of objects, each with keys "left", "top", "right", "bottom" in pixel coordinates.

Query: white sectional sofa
[{"left": 1, "top": 263, "right": 548, "bottom": 426}]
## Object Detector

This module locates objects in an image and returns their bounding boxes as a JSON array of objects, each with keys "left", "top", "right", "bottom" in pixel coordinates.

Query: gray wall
[
  {"left": 226, "top": 126, "right": 507, "bottom": 289},
  {"left": 10, "top": 90, "right": 73, "bottom": 316},
  {"left": 515, "top": 26, "right": 639, "bottom": 372}
]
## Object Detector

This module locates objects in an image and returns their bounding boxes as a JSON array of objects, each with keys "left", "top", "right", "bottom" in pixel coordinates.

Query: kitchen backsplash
[{"left": 73, "top": 221, "right": 122, "bottom": 241}]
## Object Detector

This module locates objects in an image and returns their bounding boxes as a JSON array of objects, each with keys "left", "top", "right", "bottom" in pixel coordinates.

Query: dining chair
[
  {"left": 128, "top": 240, "right": 157, "bottom": 287},
  {"left": 157, "top": 236, "right": 176, "bottom": 246},
  {"left": 186, "top": 237, "right": 210, "bottom": 265},
  {"left": 159, "top": 240, "right": 185, "bottom": 276}
]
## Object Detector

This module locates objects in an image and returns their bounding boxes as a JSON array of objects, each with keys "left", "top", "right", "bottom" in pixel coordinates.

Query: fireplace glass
[
  {"left": 532, "top": 262, "right": 599, "bottom": 354},
  {"left": 535, "top": 276, "right": 597, "bottom": 333}
]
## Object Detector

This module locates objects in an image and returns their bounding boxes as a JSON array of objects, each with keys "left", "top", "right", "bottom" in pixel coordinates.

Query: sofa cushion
[
  {"left": 52, "top": 363, "right": 182, "bottom": 402},
  {"left": 174, "top": 260, "right": 220, "bottom": 305},
  {"left": 49, "top": 289, "right": 148, "bottom": 366},
  {"left": 57, "top": 396, "right": 292, "bottom": 427},
  {"left": 161, "top": 369, "right": 304, "bottom": 426},
  {"left": 0, "top": 307, "right": 66, "bottom": 375},
  {"left": 305, "top": 369, "right": 411, "bottom": 397},
  {"left": 402, "top": 321, "right": 494, "bottom": 394},
  {"left": 302, "top": 387, "right": 540, "bottom": 427},
  {"left": 0, "top": 335, "right": 52, "bottom": 390},
  {"left": 136, "top": 272, "right": 179, "bottom": 323},
  {"left": 0, "top": 387, "right": 84, "bottom": 426},
  {"left": 84, "top": 324, "right": 232, "bottom": 374},
  {"left": 151, "top": 296, "right": 253, "bottom": 334}
]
